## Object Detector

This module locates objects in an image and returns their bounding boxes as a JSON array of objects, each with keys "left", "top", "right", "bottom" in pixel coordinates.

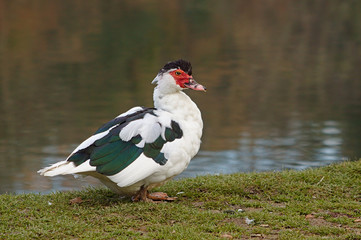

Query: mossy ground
[{"left": 1, "top": 160, "right": 360, "bottom": 239}]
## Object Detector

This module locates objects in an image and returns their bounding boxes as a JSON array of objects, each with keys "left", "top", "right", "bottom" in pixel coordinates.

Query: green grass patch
[{"left": 1, "top": 160, "right": 361, "bottom": 239}]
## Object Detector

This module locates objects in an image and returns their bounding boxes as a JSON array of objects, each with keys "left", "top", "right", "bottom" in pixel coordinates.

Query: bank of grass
[{"left": 1, "top": 160, "right": 360, "bottom": 239}]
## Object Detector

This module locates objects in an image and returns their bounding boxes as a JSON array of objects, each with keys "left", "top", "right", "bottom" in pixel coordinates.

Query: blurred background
[{"left": 0, "top": 0, "right": 360, "bottom": 194}]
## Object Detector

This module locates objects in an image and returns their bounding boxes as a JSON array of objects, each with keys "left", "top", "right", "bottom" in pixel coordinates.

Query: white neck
[
  {"left": 153, "top": 87, "right": 203, "bottom": 131},
  {"left": 154, "top": 87, "right": 193, "bottom": 113}
]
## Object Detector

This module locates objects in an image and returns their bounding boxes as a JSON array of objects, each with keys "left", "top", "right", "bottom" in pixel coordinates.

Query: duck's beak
[{"left": 184, "top": 78, "right": 207, "bottom": 92}]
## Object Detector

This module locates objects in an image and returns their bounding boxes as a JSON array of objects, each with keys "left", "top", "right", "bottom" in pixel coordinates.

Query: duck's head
[{"left": 152, "top": 59, "right": 206, "bottom": 93}]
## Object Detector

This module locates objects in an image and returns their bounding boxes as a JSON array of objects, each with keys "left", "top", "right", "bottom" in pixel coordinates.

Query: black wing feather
[{"left": 68, "top": 108, "right": 183, "bottom": 175}]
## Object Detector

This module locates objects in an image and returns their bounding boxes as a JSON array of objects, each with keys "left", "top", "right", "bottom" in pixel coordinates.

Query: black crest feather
[{"left": 160, "top": 59, "right": 192, "bottom": 75}]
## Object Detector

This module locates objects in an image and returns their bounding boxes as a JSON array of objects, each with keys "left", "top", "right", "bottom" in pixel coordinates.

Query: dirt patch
[
  {"left": 192, "top": 201, "right": 205, "bottom": 208},
  {"left": 223, "top": 217, "right": 249, "bottom": 227},
  {"left": 129, "top": 226, "right": 149, "bottom": 237},
  {"left": 306, "top": 215, "right": 338, "bottom": 227},
  {"left": 266, "top": 202, "right": 287, "bottom": 208},
  {"left": 305, "top": 213, "right": 361, "bottom": 236}
]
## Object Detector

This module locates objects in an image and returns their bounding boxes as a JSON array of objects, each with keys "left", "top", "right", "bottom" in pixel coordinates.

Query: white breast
[{"left": 150, "top": 89, "right": 203, "bottom": 180}]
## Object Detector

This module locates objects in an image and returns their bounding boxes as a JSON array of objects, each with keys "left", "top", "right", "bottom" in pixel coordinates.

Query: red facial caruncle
[
  {"left": 169, "top": 69, "right": 191, "bottom": 88},
  {"left": 169, "top": 69, "right": 206, "bottom": 92}
]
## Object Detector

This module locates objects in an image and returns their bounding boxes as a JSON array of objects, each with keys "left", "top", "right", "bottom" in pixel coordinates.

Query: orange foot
[
  {"left": 147, "top": 192, "right": 177, "bottom": 201},
  {"left": 132, "top": 186, "right": 177, "bottom": 202}
]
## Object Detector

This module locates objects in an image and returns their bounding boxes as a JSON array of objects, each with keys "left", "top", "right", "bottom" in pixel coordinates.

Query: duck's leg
[{"left": 132, "top": 185, "right": 149, "bottom": 202}]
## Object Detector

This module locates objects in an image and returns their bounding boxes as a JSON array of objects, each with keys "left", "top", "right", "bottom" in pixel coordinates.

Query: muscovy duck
[{"left": 38, "top": 59, "right": 206, "bottom": 201}]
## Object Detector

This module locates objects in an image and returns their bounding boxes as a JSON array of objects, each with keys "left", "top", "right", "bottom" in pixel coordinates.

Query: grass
[{"left": 1, "top": 160, "right": 361, "bottom": 239}]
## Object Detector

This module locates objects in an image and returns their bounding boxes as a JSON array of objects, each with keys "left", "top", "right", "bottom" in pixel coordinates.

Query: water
[{"left": 1, "top": 1, "right": 360, "bottom": 194}]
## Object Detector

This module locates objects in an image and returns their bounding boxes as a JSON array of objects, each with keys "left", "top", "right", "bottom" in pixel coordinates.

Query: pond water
[{"left": 1, "top": 1, "right": 360, "bottom": 194}]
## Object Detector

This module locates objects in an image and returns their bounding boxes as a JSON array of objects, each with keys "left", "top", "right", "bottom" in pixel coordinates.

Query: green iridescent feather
[
  {"left": 98, "top": 148, "right": 143, "bottom": 176},
  {"left": 67, "top": 151, "right": 89, "bottom": 166}
]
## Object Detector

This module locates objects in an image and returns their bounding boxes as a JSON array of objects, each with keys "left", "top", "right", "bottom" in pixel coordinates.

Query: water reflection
[
  {"left": 181, "top": 119, "right": 346, "bottom": 178},
  {"left": 0, "top": 1, "right": 360, "bottom": 194}
]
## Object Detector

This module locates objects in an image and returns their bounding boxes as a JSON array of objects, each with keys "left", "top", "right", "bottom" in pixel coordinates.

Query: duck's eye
[{"left": 175, "top": 71, "right": 181, "bottom": 76}]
